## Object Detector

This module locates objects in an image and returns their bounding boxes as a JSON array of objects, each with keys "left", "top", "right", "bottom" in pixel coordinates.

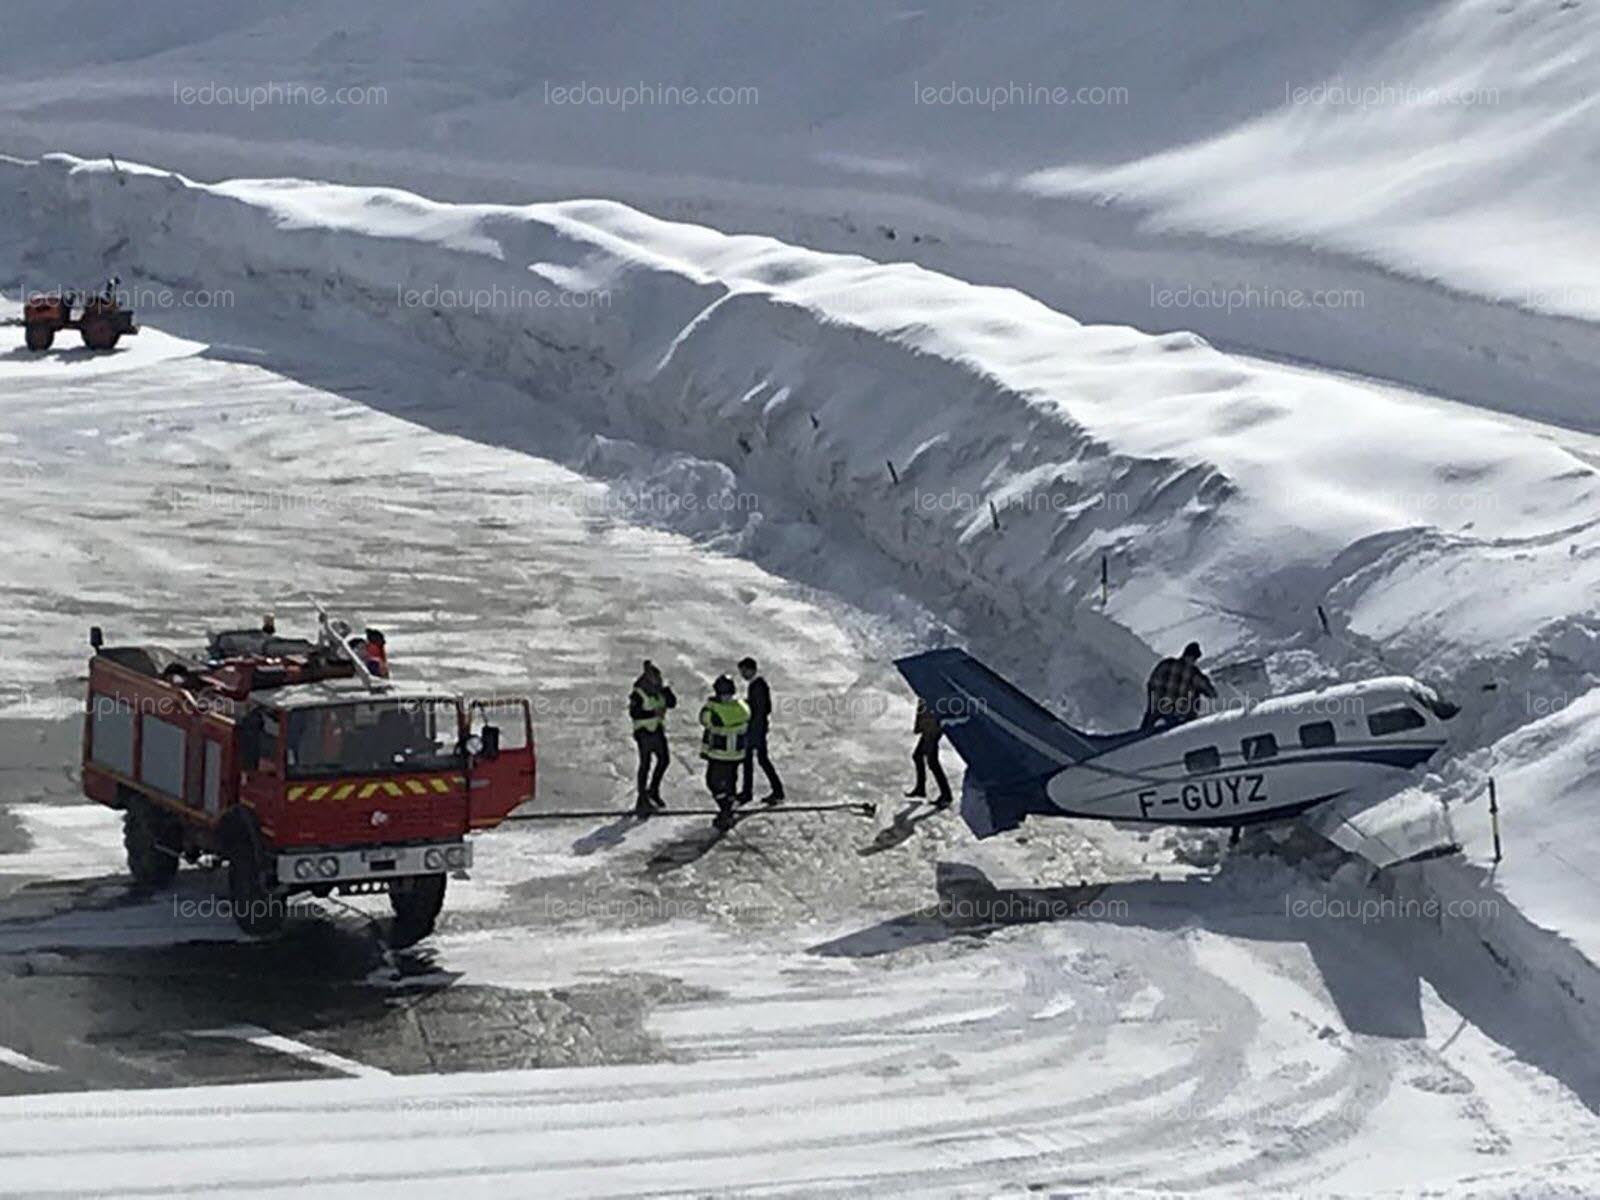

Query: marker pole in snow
[
  {"left": 1488, "top": 776, "right": 1502, "bottom": 863},
  {"left": 886, "top": 459, "right": 899, "bottom": 485},
  {"left": 1100, "top": 554, "right": 1108, "bottom": 608},
  {"left": 1316, "top": 605, "right": 1331, "bottom": 635}
]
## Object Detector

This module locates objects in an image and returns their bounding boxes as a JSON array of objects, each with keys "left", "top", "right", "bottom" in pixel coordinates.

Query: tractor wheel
[
  {"left": 389, "top": 874, "right": 448, "bottom": 947},
  {"left": 224, "top": 817, "right": 285, "bottom": 937},
  {"left": 24, "top": 325, "right": 54, "bottom": 352},
  {"left": 123, "top": 800, "right": 180, "bottom": 888},
  {"left": 80, "top": 317, "right": 116, "bottom": 351}
]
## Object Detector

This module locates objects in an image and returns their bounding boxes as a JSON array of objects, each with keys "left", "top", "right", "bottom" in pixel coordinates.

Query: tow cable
[{"left": 499, "top": 801, "right": 876, "bottom": 822}]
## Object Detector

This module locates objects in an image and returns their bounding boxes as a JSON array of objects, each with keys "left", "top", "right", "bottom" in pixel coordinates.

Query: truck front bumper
[{"left": 276, "top": 840, "right": 471, "bottom": 886}]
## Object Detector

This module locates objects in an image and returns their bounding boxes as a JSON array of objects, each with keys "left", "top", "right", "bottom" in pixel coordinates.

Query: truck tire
[
  {"left": 123, "top": 800, "right": 180, "bottom": 888},
  {"left": 24, "top": 325, "right": 54, "bottom": 352},
  {"left": 389, "top": 874, "right": 447, "bottom": 947},
  {"left": 80, "top": 317, "right": 116, "bottom": 351},
  {"left": 223, "top": 817, "right": 285, "bottom": 937}
]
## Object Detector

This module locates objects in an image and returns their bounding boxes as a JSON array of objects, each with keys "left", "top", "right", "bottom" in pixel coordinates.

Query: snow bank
[
  {"left": 10, "top": 155, "right": 1600, "bottom": 692},
  {"left": 1028, "top": 0, "right": 1600, "bottom": 322},
  {"left": 6, "top": 1, "right": 1600, "bottom": 352},
  {"left": 1459, "top": 686, "right": 1600, "bottom": 954},
  {"left": 6, "top": 150, "right": 1600, "bottom": 985}
]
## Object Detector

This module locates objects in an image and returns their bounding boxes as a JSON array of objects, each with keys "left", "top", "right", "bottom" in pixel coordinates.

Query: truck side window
[
  {"left": 89, "top": 698, "right": 136, "bottom": 775},
  {"left": 1299, "top": 721, "right": 1336, "bottom": 749},
  {"left": 260, "top": 715, "right": 280, "bottom": 767},
  {"left": 1184, "top": 746, "right": 1220, "bottom": 774},
  {"left": 239, "top": 709, "right": 278, "bottom": 770}
]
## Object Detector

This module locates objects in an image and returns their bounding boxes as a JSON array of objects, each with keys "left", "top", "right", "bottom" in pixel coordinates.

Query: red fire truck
[{"left": 80, "top": 610, "right": 535, "bottom": 944}]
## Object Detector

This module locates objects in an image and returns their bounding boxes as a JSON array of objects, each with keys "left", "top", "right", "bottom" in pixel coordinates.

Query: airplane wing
[{"left": 1302, "top": 787, "right": 1460, "bottom": 869}]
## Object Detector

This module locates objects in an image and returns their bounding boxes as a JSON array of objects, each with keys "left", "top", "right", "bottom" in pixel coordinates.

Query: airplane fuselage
[{"left": 1038, "top": 677, "right": 1451, "bottom": 827}]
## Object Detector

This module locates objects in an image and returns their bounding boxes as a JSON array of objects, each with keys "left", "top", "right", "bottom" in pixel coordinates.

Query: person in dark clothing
[
  {"left": 1141, "top": 642, "right": 1217, "bottom": 732},
  {"left": 737, "top": 657, "right": 784, "bottom": 805},
  {"left": 629, "top": 660, "right": 677, "bottom": 816},
  {"left": 906, "top": 699, "right": 953, "bottom": 806}
]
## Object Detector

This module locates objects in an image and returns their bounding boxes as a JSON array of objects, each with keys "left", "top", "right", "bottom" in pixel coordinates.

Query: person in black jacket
[
  {"left": 907, "top": 699, "right": 953, "bottom": 806},
  {"left": 737, "top": 657, "right": 785, "bottom": 805},
  {"left": 629, "top": 661, "right": 677, "bottom": 816}
]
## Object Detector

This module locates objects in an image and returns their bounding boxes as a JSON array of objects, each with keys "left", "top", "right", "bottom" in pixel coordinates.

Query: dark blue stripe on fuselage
[
  {"left": 1052, "top": 790, "right": 1350, "bottom": 828},
  {"left": 1083, "top": 741, "right": 1443, "bottom": 799},
  {"left": 1272, "top": 745, "right": 1440, "bottom": 771},
  {"left": 1036, "top": 742, "right": 1442, "bottom": 826}
]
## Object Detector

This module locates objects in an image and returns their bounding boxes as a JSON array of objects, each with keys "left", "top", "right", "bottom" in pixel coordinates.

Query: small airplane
[{"left": 895, "top": 649, "right": 1458, "bottom": 841}]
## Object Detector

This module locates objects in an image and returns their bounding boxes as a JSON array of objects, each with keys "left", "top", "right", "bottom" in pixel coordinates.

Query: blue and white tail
[{"left": 895, "top": 648, "right": 1111, "bottom": 837}]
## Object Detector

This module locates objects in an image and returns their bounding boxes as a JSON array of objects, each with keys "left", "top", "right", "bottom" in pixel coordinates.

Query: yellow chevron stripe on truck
[{"left": 288, "top": 775, "right": 462, "bottom": 803}]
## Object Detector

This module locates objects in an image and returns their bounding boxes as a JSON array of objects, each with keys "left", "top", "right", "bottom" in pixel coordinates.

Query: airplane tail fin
[{"left": 895, "top": 649, "right": 1105, "bottom": 837}]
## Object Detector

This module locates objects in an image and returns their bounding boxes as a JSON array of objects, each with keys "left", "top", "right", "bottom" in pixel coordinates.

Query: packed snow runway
[{"left": 1, "top": 317, "right": 1599, "bottom": 1196}]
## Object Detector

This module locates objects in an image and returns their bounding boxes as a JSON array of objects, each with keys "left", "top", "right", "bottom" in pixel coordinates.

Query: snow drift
[
  {"left": 1029, "top": 0, "right": 1600, "bottom": 321},
  {"left": 6, "top": 0, "right": 1600, "bottom": 341}
]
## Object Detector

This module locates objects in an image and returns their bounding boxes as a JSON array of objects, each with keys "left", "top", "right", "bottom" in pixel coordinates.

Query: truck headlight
[
  {"left": 423, "top": 848, "right": 444, "bottom": 870},
  {"left": 294, "top": 858, "right": 316, "bottom": 881},
  {"left": 444, "top": 846, "right": 467, "bottom": 869},
  {"left": 317, "top": 855, "right": 340, "bottom": 879}
]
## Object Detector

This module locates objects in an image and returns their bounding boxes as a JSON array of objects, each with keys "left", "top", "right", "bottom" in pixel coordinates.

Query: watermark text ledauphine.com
[
  {"left": 914, "top": 80, "right": 1128, "bottom": 109},
  {"left": 173, "top": 81, "right": 388, "bottom": 110}
]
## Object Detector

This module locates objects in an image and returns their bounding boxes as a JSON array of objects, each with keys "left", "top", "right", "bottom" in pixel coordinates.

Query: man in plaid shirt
[{"left": 1141, "top": 642, "right": 1217, "bottom": 731}]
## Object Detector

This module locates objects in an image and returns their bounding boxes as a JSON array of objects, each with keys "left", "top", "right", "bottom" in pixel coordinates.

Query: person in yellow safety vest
[
  {"left": 699, "top": 675, "right": 750, "bottom": 831},
  {"left": 629, "top": 661, "right": 677, "bottom": 817}
]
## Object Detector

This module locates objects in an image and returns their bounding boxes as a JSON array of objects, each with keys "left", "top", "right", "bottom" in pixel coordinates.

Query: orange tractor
[{"left": 14, "top": 278, "right": 138, "bottom": 351}]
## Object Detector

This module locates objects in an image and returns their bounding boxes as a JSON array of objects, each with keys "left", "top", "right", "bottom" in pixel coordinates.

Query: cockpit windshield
[
  {"left": 285, "top": 699, "right": 461, "bottom": 778},
  {"left": 1410, "top": 684, "right": 1460, "bottom": 721}
]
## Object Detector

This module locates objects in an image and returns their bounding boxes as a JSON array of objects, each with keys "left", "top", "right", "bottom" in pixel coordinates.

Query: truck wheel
[
  {"left": 80, "top": 317, "right": 116, "bottom": 350},
  {"left": 389, "top": 874, "right": 447, "bottom": 947},
  {"left": 224, "top": 820, "right": 285, "bottom": 937},
  {"left": 24, "top": 325, "right": 54, "bottom": 351},
  {"left": 123, "top": 801, "right": 180, "bottom": 888}
]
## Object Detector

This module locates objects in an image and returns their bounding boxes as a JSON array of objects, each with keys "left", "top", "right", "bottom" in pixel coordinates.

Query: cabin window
[
  {"left": 89, "top": 698, "right": 135, "bottom": 775},
  {"left": 285, "top": 700, "right": 461, "bottom": 777},
  {"left": 1367, "top": 706, "right": 1427, "bottom": 737},
  {"left": 1241, "top": 733, "right": 1278, "bottom": 762},
  {"left": 203, "top": 740, "right": 222, "bottom": 815},
  {"left": 1299, "top": 721, "right": 1336, "bottom": 749},
  {"left": 1184, "top": 746, "right": 1221, "bottom": 774},
  {"left": 260, "top": 714, "right": 280, "bottom": 768},
  {"left": 140, "top": 716, "right": 186, "bottom": 797},
  {"left": 471, "top": 703, "right": 528, "bottom": 752}
]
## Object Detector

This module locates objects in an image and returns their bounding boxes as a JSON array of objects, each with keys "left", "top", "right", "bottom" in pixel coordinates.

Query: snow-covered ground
[
  {"left": 0, "top": 227, "right": 1596, "bottom": 1193},
  {"left": 7, "top": 0, "right": 1595, "bottom": 323},
  {"left": 6, "top": 1, "right": 1600, "bottom": 423},
  {"left": 4, "top": 296, "right": 1597, "bottom": 1195},
  {"left": 5, "top": 3, "right": 1600, "bottom": 1194},
  {"left": 9, "top": 151, "right": 1600, "bottom": 952}
]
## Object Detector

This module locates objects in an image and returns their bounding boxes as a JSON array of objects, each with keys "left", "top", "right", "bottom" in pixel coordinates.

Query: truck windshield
[{"left": 285, "top": 700, "right": 462, "bottom": 778}]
